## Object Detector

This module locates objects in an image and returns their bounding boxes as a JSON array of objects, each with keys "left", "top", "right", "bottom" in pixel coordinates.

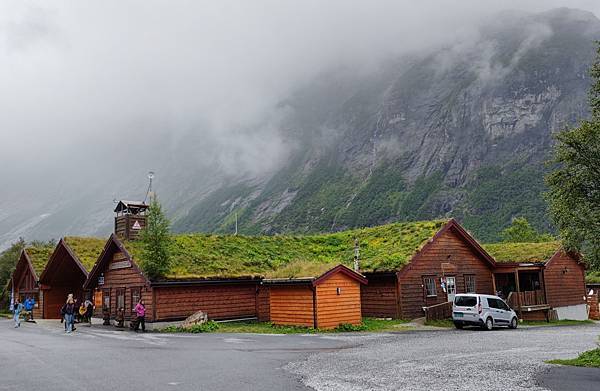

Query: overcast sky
[{"left": 1, "top": 0, "right": 600, "bottom": 193}]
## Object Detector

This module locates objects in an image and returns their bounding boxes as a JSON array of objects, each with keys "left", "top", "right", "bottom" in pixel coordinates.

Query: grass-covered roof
[
  {"left": 586, "top": 271, "right": 600, "bottom": 284},
  {"left": 63, "top": 237, "right": 107, "bottom": 272},
  {"left": 123, "top": 220, "right": 448, "bottom": 279},
  {"left": 483, "top": 241, "right": 560, "bottom": 263},
  {"left": 25, "top": 244, "right": 55, "bottom": 277}
]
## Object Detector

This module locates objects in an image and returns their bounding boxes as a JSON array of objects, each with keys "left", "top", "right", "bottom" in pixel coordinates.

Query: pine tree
[
  {"left": 546, "top": 42, "right": 600, "bottom": 270},
  {"left": 140, "top": 197, "right": 172, "bottom": 279}
]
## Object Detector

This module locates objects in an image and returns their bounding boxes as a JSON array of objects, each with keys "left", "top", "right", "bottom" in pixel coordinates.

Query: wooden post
[
  {"left": 514, "top": 270, "right": 522, "bottom": 320},
  {"left": 492, "top": 273, "right": 497, "bottom": 296}
]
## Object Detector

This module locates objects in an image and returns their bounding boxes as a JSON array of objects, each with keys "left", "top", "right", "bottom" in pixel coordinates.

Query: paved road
[{"left": 1, "top": 319, "right": 598, "bottom": 391}]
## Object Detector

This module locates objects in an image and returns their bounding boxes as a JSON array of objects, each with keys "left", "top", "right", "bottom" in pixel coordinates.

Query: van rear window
[{"left": 454, "top": 296, "right": 477, "bottom": 307}]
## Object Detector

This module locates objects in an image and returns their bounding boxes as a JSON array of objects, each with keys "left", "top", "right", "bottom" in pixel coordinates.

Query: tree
[
  {"left": 0, "top": 238, "right": 26, "bottom": 306},
  {"left": 501, "top": 217, "right": 553, "bottom": 243},
  {"left": 140, "top": 197, "right": 172, "bottom": 279},
  {"left": 546, "top": 42, "right": 600, "bottom": 270}
]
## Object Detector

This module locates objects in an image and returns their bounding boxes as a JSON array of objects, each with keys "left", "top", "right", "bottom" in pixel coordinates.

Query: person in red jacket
[{"left": 133, "top": 299, "right": 146, "bottom": 332}]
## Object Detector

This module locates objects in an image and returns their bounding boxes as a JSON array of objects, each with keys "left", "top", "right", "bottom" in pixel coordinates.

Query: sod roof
[
  {"left": 586, "top": 271, "right": 600, "bottom": 284},
  {"left": 63, "top": 237, "right": 108, "bottom": 272},
  {"left": 123, "top": 220, "right": 448, "bottom": 279},
  {"left": 24, "top": 244, "right": 55, "bottom": 277},
  {"left": 483, "top": 241, "right": 560, "bottom": 264}
]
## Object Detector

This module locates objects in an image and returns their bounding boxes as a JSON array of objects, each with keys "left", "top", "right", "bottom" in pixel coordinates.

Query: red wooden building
[
  {"left": 83, "top": 234, "right": 266, "bottom": 326},
  {"left": 7, "top": 244, "right": 54, "bottom": 319},
  {"left": 38, "top": 237, "right": 105, "bottom": 318},
  {"left": 360, "top": 219, "right": 497, "bottom": 319},
  {"left": 264, "top": 265, "right": 367, "bottom": 329},
  {"left": 485, "top": 242, "right": 588, "bottom": 320}
]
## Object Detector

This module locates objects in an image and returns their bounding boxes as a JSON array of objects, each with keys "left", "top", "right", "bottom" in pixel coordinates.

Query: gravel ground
[{"left": 286, "top": 324, "right": 600, "bottom": 391}]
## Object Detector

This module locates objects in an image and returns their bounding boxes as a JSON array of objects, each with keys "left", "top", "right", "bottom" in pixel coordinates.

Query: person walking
[
  {"left": 61, "top": 295, "right": 76, "bottom": 334},
  {"left": 133, "top": 299, "right": 146, "bottom": 332},
  {"left": 84, "top": 298, "right": 94, "bottom": 325},
  {"left": 13, "top": 298, "right": 24, "bottom": 328}
]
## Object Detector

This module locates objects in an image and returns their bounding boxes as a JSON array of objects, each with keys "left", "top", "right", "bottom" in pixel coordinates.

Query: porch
[{"left": 494, "top": 267, "right": 553, "bottom": 321}]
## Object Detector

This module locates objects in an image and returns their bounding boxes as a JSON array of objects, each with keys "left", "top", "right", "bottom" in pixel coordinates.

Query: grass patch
[
  {"left": 521, "top": 319, "right": 594, "bottom": 327},
  {"left": 548, "top": 348, "right": 600, "bottom": 368},
  {"left": 424, "top": 319, "right": 454, "bottom": 328},
  {"left": 158, "top": 318, "right": 411, "bottom": 334}
]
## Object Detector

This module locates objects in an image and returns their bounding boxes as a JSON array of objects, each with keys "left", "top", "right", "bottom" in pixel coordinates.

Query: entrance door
[{"left": 446, "top": 277, "right": 456, "bottom": 302}]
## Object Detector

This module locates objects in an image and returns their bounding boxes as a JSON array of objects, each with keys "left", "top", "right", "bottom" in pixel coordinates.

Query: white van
[{"left": 452, "top": 294, "right": 518, "bottom": 330}]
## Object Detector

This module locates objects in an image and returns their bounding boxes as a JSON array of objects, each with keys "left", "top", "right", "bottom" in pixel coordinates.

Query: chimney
[{"left": 114, "top": 200, "right": 148, "bottom": 241}]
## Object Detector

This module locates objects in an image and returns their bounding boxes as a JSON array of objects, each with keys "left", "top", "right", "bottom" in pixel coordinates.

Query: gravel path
[{"left": 286, "top": 324, "right": 600, "bottom": 391}]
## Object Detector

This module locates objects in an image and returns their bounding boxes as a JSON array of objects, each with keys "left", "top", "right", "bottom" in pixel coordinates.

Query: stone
[{"left": 182, "top": 310, "right": 208, "bottom": 328}]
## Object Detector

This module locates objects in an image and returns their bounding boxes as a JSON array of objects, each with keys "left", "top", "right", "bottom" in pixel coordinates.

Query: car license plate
[{"left": 453, "top": 312, "right": 463, "bottom": 317}]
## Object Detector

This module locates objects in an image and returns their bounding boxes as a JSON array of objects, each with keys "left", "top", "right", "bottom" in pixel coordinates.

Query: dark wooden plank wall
[
  {"left": 360, "top": 275, "right": 398, "bottom": 318},
  {"left": 154, "top": 284, "right": 257, "bottom": 321},
  {"left": 257, "top": 286, "right": 270, "bottom": 321},
  {"left": 399, "top": 228, "right": 495, "bottom": 319},
  {"left": 269, "top": 286, "right": 314, "bottom": 327},
  {"left": 544, "top": 252, "right": 586, "bottom": 308},
  {"left": 316, "top": 273, "right": 362, "bottom": 329},
  {"left": 99, "top": 255, "right": 152, "bottom": 321}
]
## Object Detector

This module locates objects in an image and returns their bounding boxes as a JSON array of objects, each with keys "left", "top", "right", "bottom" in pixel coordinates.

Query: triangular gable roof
[
  {"left": 12, "top": 249, "right": 38, "bottom": 285},
  {"left": 39, "top": 238, "right": 103, "bottom": 284},
  {"left": 83, "top": 234, "right": 150, "bottom": 290},
  {"left": 114, "top": 200, "right": 148, "bottom": 214},
  {"left": 397, "top": 219, "right": 496, "bottom": 279},
  {"left": 263, "top": 264, "right": 368, "bottom": 286}
]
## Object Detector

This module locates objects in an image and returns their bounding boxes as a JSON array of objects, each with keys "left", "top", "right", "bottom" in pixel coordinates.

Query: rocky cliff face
[
  {"left": 172, "top": 8, "right": 600, "bottom": 241},
  {"left": 2, "top": 8, "right": 599, "bottom": 248}
]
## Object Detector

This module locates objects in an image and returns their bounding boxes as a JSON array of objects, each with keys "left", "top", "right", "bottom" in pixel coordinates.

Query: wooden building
[
  {"left": 263, "top": 265, "right": 367, "bottom": 329},
  {"left": 38, "top": 237, "right": 105, "bottom": 318},
  {"left": 83, "top": 234, "right": 265, "bottom": 325},
  {"left": 485, "top": 242, "right": 588, "bottom": 320},
  {"left": 360, "top": 219, "right": 497, "bottom": 319},
  {"left": 114, "top": 200, "right": 148, "bottom": 241},
  {"left": 7, "top": 244, "right": 54, "bottom": 319}
]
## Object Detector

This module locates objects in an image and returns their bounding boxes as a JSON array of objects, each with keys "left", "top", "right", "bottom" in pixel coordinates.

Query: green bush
[
  {"left": 334, "top": 323, "right": 368, "bottom": 332},
  {"left": 160, "top": 320, "right": 220, "bottom": 333}
]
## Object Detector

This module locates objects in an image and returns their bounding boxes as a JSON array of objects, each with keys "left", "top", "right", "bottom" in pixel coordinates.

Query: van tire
[
  {"left": 509, "top": 317, "right": 518, "bottom": 329},
  {"left": 453, "top": 321, "right": 464, "bottom": 329},
  {"left": 482, "top": 317, "right": 493, "bottom": 331}
]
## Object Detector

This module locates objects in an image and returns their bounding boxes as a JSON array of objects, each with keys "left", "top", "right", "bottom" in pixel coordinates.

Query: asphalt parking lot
[{"left": 1, "top": 319, "right": 598, "bottom": 391}]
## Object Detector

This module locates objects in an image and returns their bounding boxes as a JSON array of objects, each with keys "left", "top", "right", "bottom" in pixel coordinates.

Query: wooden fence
[
  {"left": 507, "top": 290, "right": 546, "bottom": 309},
  {"left": 424, "top": 301, "right": 453, "bottom": 321}
]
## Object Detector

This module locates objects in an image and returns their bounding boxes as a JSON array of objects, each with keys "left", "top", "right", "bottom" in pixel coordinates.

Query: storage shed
[{"left": 264, "top": 265, "right": 367, "bottom": 329}]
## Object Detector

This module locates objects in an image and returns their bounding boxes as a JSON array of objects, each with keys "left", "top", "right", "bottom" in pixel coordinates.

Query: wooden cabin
[
  {"left": 7, "top": 245, "right": 54, "bottom": 318},
  {"left": 83, "top": 234, "right": 265, "bottom": 326},
  {"left": 263, "top": 265, "right": 367, "bottom": 329},
  {"left": 38, "top": 237, "right": 105, "bottom": 318},
  {"left": 360, "top": 219, "right": 497, "bottom": 319},
  {"left": 587, "top": 282, "right": 600, "bottom": 320},
  {"left": 485, "top": 242, "right": 588, "bottom": 321}
]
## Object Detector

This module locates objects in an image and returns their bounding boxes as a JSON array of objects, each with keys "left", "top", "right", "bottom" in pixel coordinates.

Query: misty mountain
[{"left": 1, "top": 7, "right": 599, "bottom": 247}]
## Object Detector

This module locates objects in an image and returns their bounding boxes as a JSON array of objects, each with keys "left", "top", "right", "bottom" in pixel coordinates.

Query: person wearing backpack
[
  {"left": 61, "top": 295, "right": 76, "bottom": 334},
  {"left": 13, "top": 298, "right": 24, "bottom": 328}
]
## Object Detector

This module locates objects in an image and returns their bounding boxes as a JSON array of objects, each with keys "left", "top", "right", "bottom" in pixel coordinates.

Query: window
[
  {"left": 116, "top": 288, "right": 125, "bottom": 310},
  {"left": 454, "top": 295, "right": 477, "bottom": 307},
  {"left": 131, "top": 287, "right": 141, "bottom": 313},
  {"left": 423, "top": 276, "right": 437, "bottom": 297},
  {"left": 487, "top": 298, "right": 499, "bottom": 309},
  {"left": 102, "top": 289, "right": 111, "bottom": 312},
  {"left": 464, "top": 275, "right": 476, "bottom": 293}
]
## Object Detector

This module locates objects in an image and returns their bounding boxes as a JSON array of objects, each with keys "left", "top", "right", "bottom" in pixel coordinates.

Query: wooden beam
[{"left": 514, "top": 270, "right": 523, "bottom": 320}]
